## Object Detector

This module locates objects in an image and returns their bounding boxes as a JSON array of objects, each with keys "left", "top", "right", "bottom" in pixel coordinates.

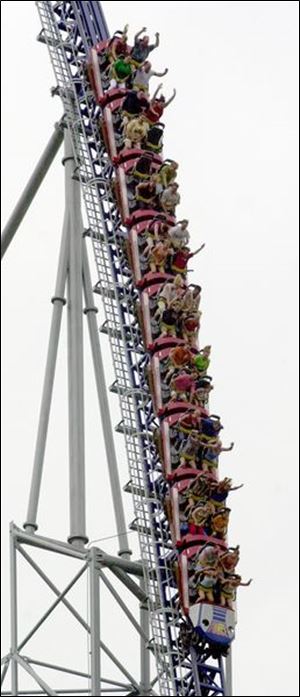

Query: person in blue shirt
[{"left": 130, "top": 27, "right": 160, "bottom": 67}]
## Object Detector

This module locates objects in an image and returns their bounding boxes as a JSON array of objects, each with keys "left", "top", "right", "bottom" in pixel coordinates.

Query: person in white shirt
[
  {"left": 132, "top": 61, "right": 168, "bottom": 94},
  {"left": 168, "top": 219, "right": 190, "bottom": 248},
  {"left": 160, "top": 182, "right": 180, "bottom": 214}
]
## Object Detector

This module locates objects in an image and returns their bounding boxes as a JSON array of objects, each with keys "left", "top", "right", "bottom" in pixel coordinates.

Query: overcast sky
[{"left": 1, "top": 2, "right": 299, "bottom": 696}]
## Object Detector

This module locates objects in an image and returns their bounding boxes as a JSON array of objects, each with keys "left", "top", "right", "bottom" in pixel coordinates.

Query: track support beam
[{"left": 1, "top": 120, "right": 64, "bottom": 259}]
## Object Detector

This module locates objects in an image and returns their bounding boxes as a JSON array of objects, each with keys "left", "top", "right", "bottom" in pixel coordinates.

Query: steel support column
[
  {"left": 89, "top": 548, "right": 101, "bottom": 696},
  {"left": 1, "top": 121, "right": 64, "bottom": 259},
  {"left": 225, "top": 647, "right": 233, "bottom": 696},
  {"left": 82, "top": 239, "right": 131, "bottom": 559},
  {"left": 9, "top": 525, "right": 18, "bottom": 696},
  {"left": 64, "top": 132, "right": 87, "bottom": 546},
  {"left": 24, "top": 208, "right": 69, "bottom": 533},
  {"left": 139, "top": 579, "right": 150, "bottom": 696}
]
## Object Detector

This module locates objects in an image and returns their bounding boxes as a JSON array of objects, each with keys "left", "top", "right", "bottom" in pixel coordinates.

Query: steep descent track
[{"left": 36, "top": 2, "right": 227, "bottom": 694}]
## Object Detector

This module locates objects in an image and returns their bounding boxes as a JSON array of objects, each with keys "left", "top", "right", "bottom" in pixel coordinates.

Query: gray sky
[{"left": 1, "top": 2, "right": 299, "bottom": 695}]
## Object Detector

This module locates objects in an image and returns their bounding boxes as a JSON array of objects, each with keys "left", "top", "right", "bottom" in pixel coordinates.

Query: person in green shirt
[
  {"left": 193, "top": 345, "right": 211, "bottom": 375},
  {"left": 109, "top": 55, "right": 133, "bottom": 89}
]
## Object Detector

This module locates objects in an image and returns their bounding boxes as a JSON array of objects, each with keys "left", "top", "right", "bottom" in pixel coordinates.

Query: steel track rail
[
  {"left": 35, "top": 3, "right": 226, "bottom": 694},
  {"left": 35, "top": 2, "right": 191, "bottom": 694}
]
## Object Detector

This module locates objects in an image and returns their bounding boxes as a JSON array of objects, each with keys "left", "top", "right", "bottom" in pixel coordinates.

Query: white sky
[{"left": 1, "top": 2, "right": 299, "bottom": 696}]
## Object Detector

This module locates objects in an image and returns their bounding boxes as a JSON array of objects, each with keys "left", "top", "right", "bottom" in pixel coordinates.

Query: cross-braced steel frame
[{"left": 2, "top": 523, "right": 152, "bottom": 697}]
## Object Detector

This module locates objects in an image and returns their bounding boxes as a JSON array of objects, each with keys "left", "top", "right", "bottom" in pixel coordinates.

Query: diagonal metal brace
[
  {"left": 15, "top": 655, "right": 57, "bottom": 696},
  {"left": 1, "top": 119, "right": 65, "bottom": 259}
]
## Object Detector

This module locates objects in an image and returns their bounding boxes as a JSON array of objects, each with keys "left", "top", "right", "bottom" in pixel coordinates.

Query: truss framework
[{"left": 1, "top": 524, "right": 154, "bottom": 697}]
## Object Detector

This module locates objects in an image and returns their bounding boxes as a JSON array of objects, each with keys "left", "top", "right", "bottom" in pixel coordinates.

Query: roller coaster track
[{"left": 36, "top": 2, "right": 227, "bottom": 694}]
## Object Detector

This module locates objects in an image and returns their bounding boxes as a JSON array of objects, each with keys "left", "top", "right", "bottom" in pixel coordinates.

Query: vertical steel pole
[
  {"left": 139, "top": 579, "right": 150, "bottom": 695},
  {"left": 64, "top": 131, "right": 87, "bottom": 546},
  {"left": 82, "top": 240, "right": 131, "bottom": 558},
  {"left": 24, "top": 210, "right": 69, "bottom": 533},
  {"left": 9, "top": 524, "right": 18, "bottom": 696},
  {"left": 89, "top": 548, "right": 100, "bottom": 696},
  {"left": 225, "top": 647, "right": 233, "bottom": 696}
]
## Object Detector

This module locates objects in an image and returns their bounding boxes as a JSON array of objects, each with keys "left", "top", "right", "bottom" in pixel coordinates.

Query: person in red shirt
[
  {"left": 144, "top": 84, "right": 176, "bottom": 123},
  {"left": 176, "top": 406, "right": 204, "bottom": 436},
  {"left": 171, "top": 244, "right": 205, "bottom": 275},
  {"left": 107, "top": 25, "right": 130, "bottom": 62},
  {"left": 169, "top": 371, "right": 198, "bottom": 402},
  {"left": 182, "top": 311, "right": 202, "bottom": 348}
]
